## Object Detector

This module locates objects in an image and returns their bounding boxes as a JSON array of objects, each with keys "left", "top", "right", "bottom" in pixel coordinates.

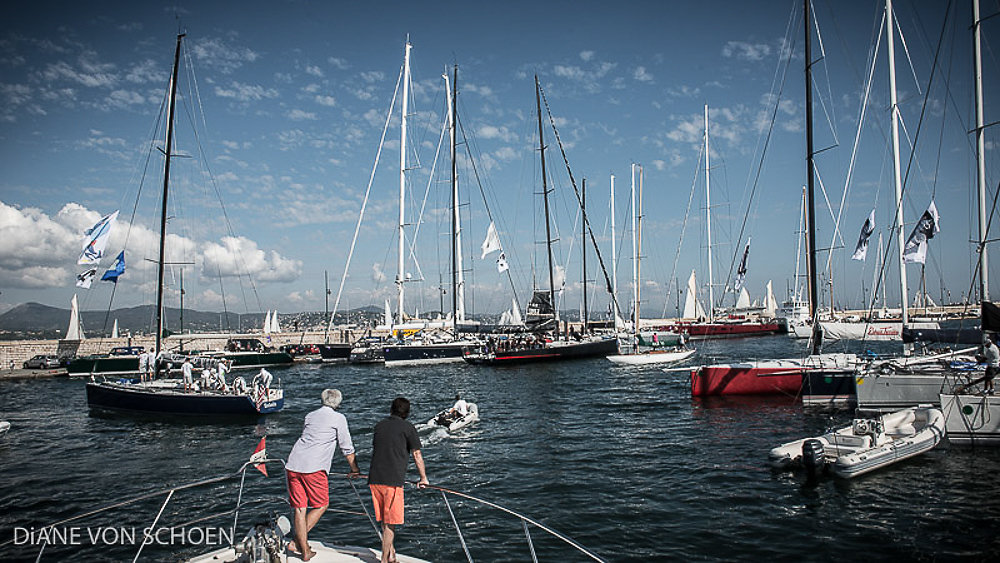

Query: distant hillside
[{"left": 0, "top": 302, "right": 395, "bottom": 340}]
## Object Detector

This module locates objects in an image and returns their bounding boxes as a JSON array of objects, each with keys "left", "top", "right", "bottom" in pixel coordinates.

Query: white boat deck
[{"left": 188, "top": 540, "right": 430, "bottom": 563}]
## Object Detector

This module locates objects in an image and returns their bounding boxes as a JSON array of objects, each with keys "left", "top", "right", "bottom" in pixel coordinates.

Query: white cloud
[
  {"left": 125, "top": 59, "right": 161, "bottom": 84},
  {"left": 372, "top": 262, "right": 387, "bottom": 283},
  {"left": 722, "top": 41, "right": 772, "bottom": 61},
  {"left": 190, "top": 37, "right": 259, "bottom": 74},
  {"left": 360, "top": 71, "right": 385, "bottom": 83},
  {"left": 201, "top": 236, "right": 302, "bottom": 283},
  {"left": 328, "top": 57, "right": 349, "bottom": 70},
  {"left": 579, "top": 50, "right": 595, "bottom": 62},
  {"left": 214, "top": 82, "right": 279, "bottom": 102},
  {"left": 633, "top": 66, "right": 653, "bottom": 82},
  {"left": 477, "top": 124, "right": 516, "bottom": 143},
  {"left": 305, "top": 65, "right": 324, "bottom": 77},
  {"left": 314, "top": 94, "right": 337, "bottom": 107},
  {"left": 288, "top": 109, "right": 317, "bottom": 121}
]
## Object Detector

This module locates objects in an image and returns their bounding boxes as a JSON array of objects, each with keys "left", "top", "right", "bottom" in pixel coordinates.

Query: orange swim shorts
[
  {"left": 287, "top": 470, "right": 329, "bottom": 509},
  {"left": 369, "top": 484, "right": 405, "bottom": 525}
]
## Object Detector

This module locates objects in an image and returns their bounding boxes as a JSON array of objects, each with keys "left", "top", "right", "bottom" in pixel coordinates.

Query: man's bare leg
[{"left": 380, "top": 523, "right": 396, "bottom": 563}]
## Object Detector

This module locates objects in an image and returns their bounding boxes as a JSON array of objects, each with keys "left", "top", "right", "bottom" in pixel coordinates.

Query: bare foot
[
  {"left": 302, "top": 549, "right": 317, "bottom": 561},
  {"left": 287, "top": 541, "right": 300, "bottom": 554}
]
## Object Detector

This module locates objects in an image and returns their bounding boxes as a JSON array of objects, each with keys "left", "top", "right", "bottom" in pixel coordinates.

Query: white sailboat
[
  {"left": 608, "top": 164, "right": 694, "bottom": 366},
  {"left": 65, "top": 294, "right": 85, "bottom": 341}
]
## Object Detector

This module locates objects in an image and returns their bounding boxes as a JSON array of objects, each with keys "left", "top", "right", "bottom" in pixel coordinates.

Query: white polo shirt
[{"left": 286, "top": 406, "right": 355, "bottom": 474}]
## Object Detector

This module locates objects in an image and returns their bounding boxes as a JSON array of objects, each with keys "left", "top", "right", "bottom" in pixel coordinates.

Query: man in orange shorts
[
  {"left": 369, "top": 397, "right": 428, "bottom": 563},
  {"left": 286, "top": 389, "right": 360, "bottom": 561}
]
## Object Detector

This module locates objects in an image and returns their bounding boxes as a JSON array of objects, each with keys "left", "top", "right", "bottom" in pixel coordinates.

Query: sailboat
[
  {"left": 689, "top": 1, "right": 861, "bottom": 398},
  {"left": 660, "top": 106, "right": 782, "bottom": 340},
  {"left": 383, "top": 59, "right": 480, "bottom": 367},
  {"left": 608, "top": 164, "right": 695, "bottom": 365},
  {"left": 84, "top": 34, "right": 283, "bottom": 417},
  {"left": 463, "top": 76, "right": 617, "bottom": 365}
]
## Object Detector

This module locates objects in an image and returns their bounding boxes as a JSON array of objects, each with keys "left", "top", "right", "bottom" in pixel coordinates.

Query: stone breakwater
[{"left": 0, "top": 328, "right": 372, "bottom": 374}]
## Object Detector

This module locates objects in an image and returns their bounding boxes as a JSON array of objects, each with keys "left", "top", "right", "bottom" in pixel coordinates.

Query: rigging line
[
  {"left": 722, "top": 14, "right": 799, "bottom": 298},
  {"left": 812, "top": 0, "right": 840, "bottom": 146},
  {"left": 406, "top": 92, "right": 448, "bottom": 267},
  {"left": 327, "top": 63, "right": 403, "bottom": 332},
  {"left": 892, "top": 3, "right": 924, "bottom": 98},
  {"left": 829, "top": 11, "right": 884, "bottom": 274},
  {"left": 457, "top": 97, "right": 523, "bottom": 309},
  {"left": 662, "top": 144, "right": 704, "bottom": 317},
  {"left": 537, "top": 82, "right": 623, "bottom": 319}
]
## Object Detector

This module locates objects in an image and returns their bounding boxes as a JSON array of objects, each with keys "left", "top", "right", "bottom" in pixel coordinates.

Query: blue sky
[{"left": 1, "top": 0, "right": 996, "bottom": 322}]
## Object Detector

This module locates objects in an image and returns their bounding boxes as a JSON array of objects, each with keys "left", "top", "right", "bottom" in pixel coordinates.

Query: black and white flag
[
  {"left": 851, "top": 209, "right": 876, "bottom": 261},
  {"left": 734, "top": 239, "right": 750, "bottom": 291},
  {"left": 902, "top": 201, "right": 940, "bottom": 264}
]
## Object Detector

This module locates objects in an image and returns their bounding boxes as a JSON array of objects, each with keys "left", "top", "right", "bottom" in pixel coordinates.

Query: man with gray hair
[{"left": 285, "top": 389, "right": 361, "bottom": 560}]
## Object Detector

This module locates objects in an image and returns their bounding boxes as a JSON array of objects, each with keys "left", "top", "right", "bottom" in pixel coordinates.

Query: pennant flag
[
  {"left": 734, "top": 239, "right": 750, "bottom": 291},
  {"left": 78, "top": 210, "right": 120, "bottom": 265},
  {"left": 76, "top": 268, "right": 98, "bottom": 289},
  {"left": 851, "top": 209, "right": 876, "bottom": 261},
  {"left": 101, "top": 251, "right": 125, "bottom": 283},
  {"left": 903, "top": 201, "right": 940, "bottom": 264},
  {"left": 496, "top": 251, "right": 509, "bottom": 273},
  {"left": 480, "top": 221, "right": 502, "bottom": 259},
  {"left": 250, "top": 437, "right": 268, "bottom": 476}
]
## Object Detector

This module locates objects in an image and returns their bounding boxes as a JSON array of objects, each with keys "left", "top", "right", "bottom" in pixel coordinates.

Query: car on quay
[{"left": 23, "top": 355, "right": 61, "bottom": 369}]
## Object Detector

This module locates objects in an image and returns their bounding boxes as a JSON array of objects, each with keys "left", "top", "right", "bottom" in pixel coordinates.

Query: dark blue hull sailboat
[{"left": 86, "top": 380, "right": 283, "bottom": 416}]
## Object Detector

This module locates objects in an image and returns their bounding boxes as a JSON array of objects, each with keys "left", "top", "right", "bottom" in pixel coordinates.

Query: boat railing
[{"left": 3, "top": 457, "right": 606, "bottom": 563}]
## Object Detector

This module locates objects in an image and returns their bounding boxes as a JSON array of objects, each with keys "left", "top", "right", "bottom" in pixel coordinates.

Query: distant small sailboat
[{"left": 65, "top": 294, "right": 85, "bottom": 341}]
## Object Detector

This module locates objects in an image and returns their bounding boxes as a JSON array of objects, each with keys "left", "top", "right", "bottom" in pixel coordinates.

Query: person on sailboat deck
[
  {"left": 254, "top": 368, "right": 273, "bottom": 393},
  {"left": 985, "top": 337, "right": 998, "bottom": 395},
  {"left": 181, "top": 357, "right": 193, "bottom": 392},
  {"left": 369, "top": 397, "right": 429, "bottom": 563},
  {"left": 285, "top": 389, "right": 361, "bottom": 561},
  {"left": 138, "top": 351, "right": 149, "bottom": 382}
]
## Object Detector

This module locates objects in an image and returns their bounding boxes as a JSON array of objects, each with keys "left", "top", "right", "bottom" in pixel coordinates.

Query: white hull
[
  {"left": 0, "top": 420, "right": 9, "bottom": 438},
  {"left": 607, "top": 348, "right": 696, "bottom": 365},
  {"left": 429, "top": 403, "right": 479, "bottom": 432},
  {"left": 820, "top": 321, "right": 940, "bottom": 341},
  {"left": 188, "top": 540, "right": 430, "bottom": 563},
  {"left": 939, "top": 393, "right": 1000, "bottom": 446},
  {"left": 769, "top": 406, "right": 944, "bottom": 478}
]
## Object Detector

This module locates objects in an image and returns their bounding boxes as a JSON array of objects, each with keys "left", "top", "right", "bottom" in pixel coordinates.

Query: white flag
[
  {"left": 76, "top": 268, "right": 97, "bottom": 289},
  {"left": 851, "top": 209, "right": 876, "bottom": 261},
  {"left": 481, "top": 222, "right": 502, "bottom": 259},
  {"left": 496, "top": 251, "right": 509, "bottom": 273},
  {"left": 78, "top": 210, "right": 119, "bottom": 265},
  {"left": 903, "top": 201, "right": 940, "bottom": 264}
]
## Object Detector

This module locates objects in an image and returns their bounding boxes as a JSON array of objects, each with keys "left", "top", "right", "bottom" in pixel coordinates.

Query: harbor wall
[{"left": 0, "top": 328, "right": 373, "bottom": 369}]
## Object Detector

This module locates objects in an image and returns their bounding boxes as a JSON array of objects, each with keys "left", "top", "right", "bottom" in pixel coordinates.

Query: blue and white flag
[
  {"left": 77, "top": 210, "right": 119, "bottom": 266},
  {"left": 851, "top": 209, "right": 876, "bottom": 261},
  {"left": 101, "top": 251, "right": 125, "bottom": 283},
  {"left": 903, "top": 201, "right": 940, "bottom": 264},
  {"left": 734, "top": 239, "right": 750, "bottom": 291}
]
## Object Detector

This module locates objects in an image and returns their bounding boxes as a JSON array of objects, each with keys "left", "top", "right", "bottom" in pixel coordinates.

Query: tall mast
[
  {"left": 582, "top": 178, "right": 588, "bottom": 334},
  {"left": 805, "top": 0, "right": 822, "bottom": 355},
  {"left": 154, "top": 33, "right": 184, "bottom": 358},
  {"left": 634, "top": 164, "right": 644, "bottom": 340},
  {"left": 446, "top": 65, "right": 464, "bottom": 331},
  {"left": 793, "top": 186, "right": 805, "bottom": 303},
  {"left": 704, "top": 105, "right": 716, "bottom": 322},
  {"left": 610, "top": 174, "right": 618, "bottom": 330},
  {"left": 631, "top": 164, "right": 638, "bottom": 333},
  {"left": 974, "top": 0, "right": 989, "bottom": 302},
  {"left": 536, "top": 76, "right": 559, "bottom": 340},
  {"left": 886, "top": 0, "right": 909, "bottom": 324},
  {"left": 396, "top": 39, "right": 412, "bottom": 325},
  {"left": 323, "top": 270, "right": 330, "bottom": 343}
]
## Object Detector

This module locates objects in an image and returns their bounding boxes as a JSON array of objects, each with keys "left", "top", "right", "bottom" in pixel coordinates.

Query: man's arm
[
  {"left": 344, "top": 452, "right": 361, "bottom": 477},
  {"left": 412, "top": 449, "right": 429, "bottom": 486}
]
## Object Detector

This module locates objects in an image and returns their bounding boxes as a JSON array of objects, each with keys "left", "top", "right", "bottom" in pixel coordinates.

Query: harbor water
[{"left": 1, "top": 334, "right": 998, "bottom": 561}]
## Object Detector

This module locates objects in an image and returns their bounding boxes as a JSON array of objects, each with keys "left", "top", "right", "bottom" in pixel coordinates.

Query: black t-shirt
[{"left": 368, "top": 415, "right": 422, "bottom": 487}]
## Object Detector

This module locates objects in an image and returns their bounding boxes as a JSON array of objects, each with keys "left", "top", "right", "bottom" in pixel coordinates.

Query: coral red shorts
[
  {"left": 369, "top": 484, "right": 405, "bottom": 525},
  {"left": 287, "top": 470, "right": 329, "bottom": 509}
]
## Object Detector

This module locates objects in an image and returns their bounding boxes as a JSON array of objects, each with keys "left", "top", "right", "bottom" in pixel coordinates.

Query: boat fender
[{"left": 801, "top": 439, "right": 825, "bottom": 474}]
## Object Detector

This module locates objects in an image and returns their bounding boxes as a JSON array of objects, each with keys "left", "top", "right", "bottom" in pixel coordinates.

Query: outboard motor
[
  {"left": 233, "top": 512, "right": 290, "bottom": 563},
  {"left": 801, "top": 439, "right": 826, "bottom": 476}
]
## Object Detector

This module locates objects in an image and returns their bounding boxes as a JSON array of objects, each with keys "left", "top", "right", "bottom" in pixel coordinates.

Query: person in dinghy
[{"left": 437, "top": 394, "right": 469, "bottom": 426}]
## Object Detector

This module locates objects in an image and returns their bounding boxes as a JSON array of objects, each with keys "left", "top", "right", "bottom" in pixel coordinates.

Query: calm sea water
[{"left": 1, "top": 334, "right": 998, "bottom": 562}]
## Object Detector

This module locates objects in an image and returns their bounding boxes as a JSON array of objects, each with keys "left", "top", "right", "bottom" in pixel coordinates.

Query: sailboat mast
[
  {"left": 631, "top": 164, "right": 638, "bottom": 333},
  {"left": 396, "top": 40, "right": 411, "bottom": 325},
  {"left": 582, "top": 178, "right": 588, "bottom": 334},
  {"left": 447, "top": 66, "right": 460, "bottom": 331},
  {"left": 610, "top": 174, "right": 618, "bottom": 330},
  {"left": 154, "top": 33, "right": 184, "bottom": 358},
  {"left": 886, "top": 0, "right": 909, "bottom": 325},
  {"left": 704, "top": 105, "right": 715, "bottom": 322},
  {"left": 635, "top": 165, "right": 644, "bottom": 339},
  {"left": 804, "top": 0, "right": 821, "bottom": 355},
  {"left": 974, "top": 0, "right": 990, "bottom": 302},
  {"left": 536, "top": 76, "right": 559, "bottom": 340}
]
